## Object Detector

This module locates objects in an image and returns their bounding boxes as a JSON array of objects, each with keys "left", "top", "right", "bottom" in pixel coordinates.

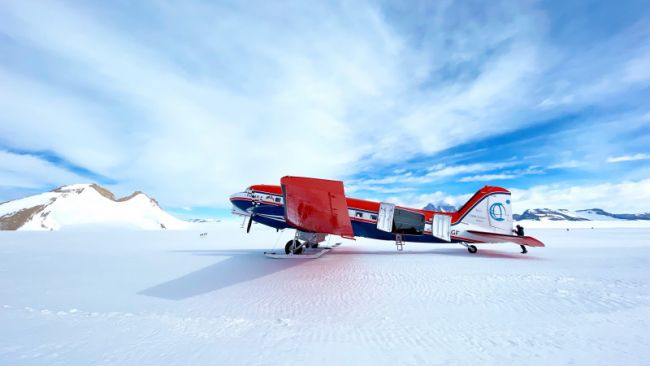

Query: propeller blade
[{"left": 246, "top": 215, "right": 253, "bottom": 233}]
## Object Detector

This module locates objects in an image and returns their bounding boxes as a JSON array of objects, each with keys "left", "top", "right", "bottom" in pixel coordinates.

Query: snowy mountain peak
[
  {"left": 423, "top": 202, "right": 457, "bottom": 212},
  {"left": 514, "top": 208, "right": 589, "bottom": 222},
  {"left": 53, "top": 183, "right": 161, "bottom": 207},
  {"left": 0, "top": 184, "right": 186, "bottom": 231},
  {"left": 575, "top": 208, "right": 650, "bottom": 221},
  {"left": 514, "top": 208, "right": 650, "bottom": 222}
]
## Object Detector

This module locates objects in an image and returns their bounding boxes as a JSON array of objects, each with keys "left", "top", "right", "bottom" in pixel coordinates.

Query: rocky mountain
[
  {"left": 575, "top": 208, "right": 650, "bottom": 221},
  {"left": 0, "top": 184, "right": 188, "bottom": 231},
  {"left": 422, "top": 203, "right": 457, "bottom": 212},
  {"left": 186, "top": 218, "right": 221, "bottom": 223},
  {"left": 421, "top": 202, "right": 650, "bottom": 222},
  {"left": 513, "top": 208, "right": 590, "bottom": 221},
  {"left": 514, "top": 208, "right": 650, "bottom": 221}
]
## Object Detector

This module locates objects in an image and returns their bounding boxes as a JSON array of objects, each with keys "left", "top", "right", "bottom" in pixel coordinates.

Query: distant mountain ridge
[
  {"left": 514, "top": 208, "right": 650, "bottom": 221},
  {"left": 422, "top": 203, "right": 457, "bottom": 212},
  {"left": 0, "top": 184, "right": 187, "bottom": 231},
  {"left": 514, "top": 208, "right": 589, "bottom": 221},
  {"left": 186, "top": 218, "right": 221, "bottom": 223},
  {"left": 575, "top": 208, "right": 650, "bottom": 221},
  {"left": 423, "top": 202, "right": 650, "bottom": 221}
]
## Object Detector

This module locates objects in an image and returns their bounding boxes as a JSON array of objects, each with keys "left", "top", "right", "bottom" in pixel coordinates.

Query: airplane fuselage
[{"left": 230, "top": 184, "right": 508, "bottom": 244}]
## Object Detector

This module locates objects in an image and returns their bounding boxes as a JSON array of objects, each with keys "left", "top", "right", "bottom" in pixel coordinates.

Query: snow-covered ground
[{"left": 1, "top": 221, "right": 649, "bottom": 365}]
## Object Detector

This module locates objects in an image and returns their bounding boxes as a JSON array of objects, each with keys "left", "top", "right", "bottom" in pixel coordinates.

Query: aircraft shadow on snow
[
  {"left": 139, "top": 248, "right": 540, "bottom": 301},
  {"left": 138, "top": 249, "right": 307, "bottom": 300}
]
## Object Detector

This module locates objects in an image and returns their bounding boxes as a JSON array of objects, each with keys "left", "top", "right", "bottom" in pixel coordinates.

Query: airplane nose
[{"left": 230, "top": 191, "right": 252, "bottom": 215}]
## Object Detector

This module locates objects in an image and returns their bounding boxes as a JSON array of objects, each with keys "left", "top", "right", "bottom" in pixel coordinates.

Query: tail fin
[{"left": 455, "top": 186, "right": 513, "bottom": 234}]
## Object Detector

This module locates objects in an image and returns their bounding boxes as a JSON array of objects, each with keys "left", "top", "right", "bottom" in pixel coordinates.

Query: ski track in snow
[{"left": 1, "top": 224, "right": 649, "bottom": 365}]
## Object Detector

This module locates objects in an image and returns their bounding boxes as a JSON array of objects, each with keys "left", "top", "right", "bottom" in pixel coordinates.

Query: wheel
[
  {"left": 285, "top": 239, "right": 303, "bottom": 255},
  {"left": 467, "top": 245, "right": 478, "bottom": 254}
]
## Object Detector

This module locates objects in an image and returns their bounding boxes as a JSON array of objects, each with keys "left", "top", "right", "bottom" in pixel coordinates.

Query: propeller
[
  {"left": 246, "top": 202, "right": 259, "bottom": 234},
  {"left": 246, "top": 214, "right": 254, "bottom": 233}
]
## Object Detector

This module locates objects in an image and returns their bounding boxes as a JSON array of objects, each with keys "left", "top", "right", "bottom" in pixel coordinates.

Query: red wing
[
  {"left": 281, "top": 176, "right": 354, "bottom": 238},
  {"left": 467, "top": 231, "right": 545, "bottom": 247}
]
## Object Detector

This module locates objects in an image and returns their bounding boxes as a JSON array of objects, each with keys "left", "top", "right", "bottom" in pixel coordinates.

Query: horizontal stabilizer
[{"left": 467, "top": 230, "right": 545, "bottom": 247}]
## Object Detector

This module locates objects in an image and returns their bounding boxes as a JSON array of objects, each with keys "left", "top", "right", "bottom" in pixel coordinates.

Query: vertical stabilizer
[{"left": 456, "top": 186, "right": 513, "bottom": 234}]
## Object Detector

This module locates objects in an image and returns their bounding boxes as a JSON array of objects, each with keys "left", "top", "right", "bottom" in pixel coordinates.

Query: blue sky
[{"left": 1, "top": 0, "right": 649, "bottom": 218}]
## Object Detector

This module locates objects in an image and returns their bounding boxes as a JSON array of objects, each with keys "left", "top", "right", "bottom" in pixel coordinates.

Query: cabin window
[
  {"left": 355, "top": 212, "right": 363, "bottom": 218},
  {"left": 371, "top": 214, "right": 378, "bottom": 221},
  {"left": 275, "top": 197, "right": 281, "bottom": 203},
  {"left": 392, "top": 208, "right": 425, "bottom": 235}
]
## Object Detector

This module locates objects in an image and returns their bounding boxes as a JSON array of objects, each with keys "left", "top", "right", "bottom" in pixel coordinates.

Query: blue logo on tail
[{"left": 489, "top": 203, "right": 506, "bottom": 221}]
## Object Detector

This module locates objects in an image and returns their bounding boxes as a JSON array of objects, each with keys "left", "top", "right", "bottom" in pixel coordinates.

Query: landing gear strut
[
  {"left": 520, "top": 245, "right": 528, "bottom": 254},
  {"left": 459, "top": 242, "right": 478, "bottom": 254}
]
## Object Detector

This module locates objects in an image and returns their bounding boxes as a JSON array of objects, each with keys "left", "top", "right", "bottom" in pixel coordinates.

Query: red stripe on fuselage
[
  {"left": 247, "top": 184, "right": 509, "bottom": 225},
  {"left": 248, "top": 185, "right": 455, "bottom": 222},
  {"left": 248, "top": 185, "right": 283, "bottom": 195}
]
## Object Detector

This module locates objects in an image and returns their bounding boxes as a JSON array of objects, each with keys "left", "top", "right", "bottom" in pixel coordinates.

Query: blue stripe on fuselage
[
  {"left": 350, "top": 220, "right": 451, "bottom": 243},
  {"left": 232, "top": 198, "right": 453, "bottom": 243}
]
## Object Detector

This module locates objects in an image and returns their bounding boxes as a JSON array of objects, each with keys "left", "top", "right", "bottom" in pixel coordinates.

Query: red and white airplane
[{"left": 230, "top": 176, "right": 544, "bottom": 257}]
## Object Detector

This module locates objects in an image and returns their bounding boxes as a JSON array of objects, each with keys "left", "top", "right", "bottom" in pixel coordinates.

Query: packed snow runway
[{"left": 1, "top": 223, "right": 649, "bottom": 365}]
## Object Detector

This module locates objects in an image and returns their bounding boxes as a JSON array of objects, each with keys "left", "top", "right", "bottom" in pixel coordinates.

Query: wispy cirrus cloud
[
  {"left": 458, "top": 166, "right": 544, "bottom": 182},
  {"left": 383, "top": 178, "right": 650, "bottom": 214},
  {"left": 0, "top": 0, "right": 649, "bottom": 214},
  {"left": 348, "top": 161, "right": 522, "bottom": 193},
  {"left": 458, "top": 174, "right": 518, "bottom": 182},
  {"left": 606, "top": 153, "right": 650, "bottom": 163},
  {"left": 0, "top": 0, "right": 554, "bottom": 206},
  {"left": 0, "top": 150, "right": 89, "bottom": 190},
  {"left": 427, "top": 162, "right": 519, "bottom": 178},
  {"left": 510, "top": 178, "right": 650, "bottom": 213},
  {"left": 547, "top": 160, "right": 583, "bottom": 169}
]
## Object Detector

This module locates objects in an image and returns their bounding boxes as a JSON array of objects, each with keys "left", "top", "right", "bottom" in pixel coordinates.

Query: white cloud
[
  {"left": 0, "top": 1, "right": 553, "bottom": 207},
  {"left": 458, "top": 165, "right": 544, "bottom": 182},
  {"left": 510, "top": 179, "right": 650, "bottom": 214},
  {"left": 459, "top": 174, "right": 517, "bottom": 182},
  {"left": 536, "top": 22, "right": 650, "bottom": 110},
  {"left": 0, "top": 1, "right": 648, "bottom": 209},
  {"left": 351, "top": 161, "right": 519, "bottom": 190},
  {"left": 389, "top": 179, "right": 650, "bottom": 214},
  {"left": 606, "top": 153, "right": 650, "bottom": 163},
  {"left": 383, "top": 191, "right": 472, "bottom": 210},
  {"left": 427, "top": 162, "right": 518, "bottom": 178},
  {"left": 548, "top": 160, "right": 582, "bottom": 169},
  {"left": 0, "top": 150, "right": 89, "bottom": 189}
]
